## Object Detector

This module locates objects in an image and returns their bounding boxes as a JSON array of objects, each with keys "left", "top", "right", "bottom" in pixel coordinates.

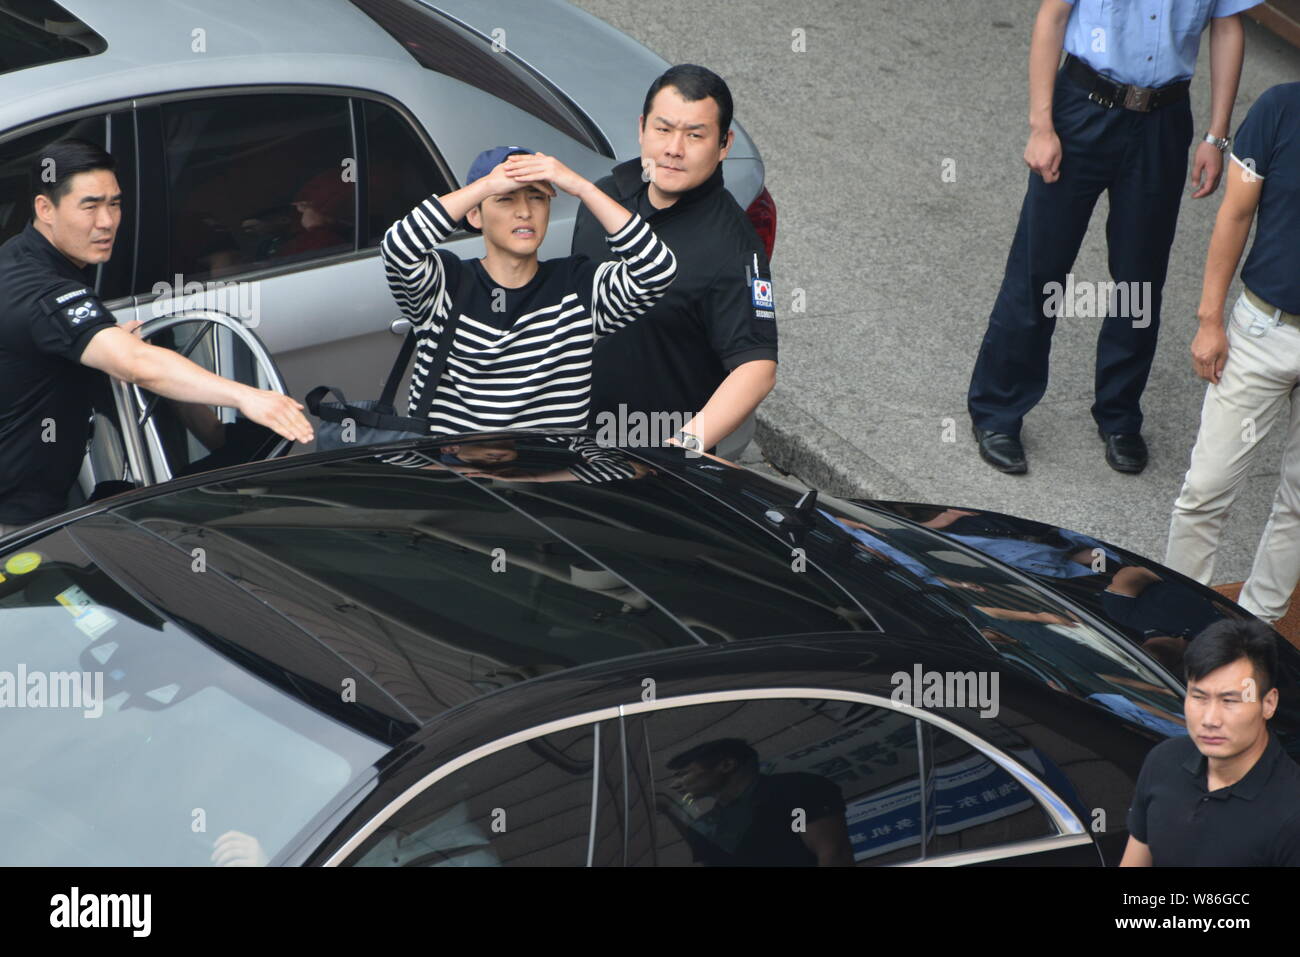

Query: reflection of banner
[
  {"left": 845, "top": 752, "right": 1035, "bottom": 862},
  {"left": 770, "top": 707, "right": 918, "bottom": 787}
]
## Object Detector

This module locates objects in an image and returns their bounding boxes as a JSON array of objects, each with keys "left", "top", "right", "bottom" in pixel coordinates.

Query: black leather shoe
[
  {"left": 1099, "top": 428, "right": 1148, "bottom": 473},
  {"left": 972, "top": 426, "right": 1027, "bottom": 474}
]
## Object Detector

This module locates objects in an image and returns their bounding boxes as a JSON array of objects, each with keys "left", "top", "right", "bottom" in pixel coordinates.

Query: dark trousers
[{"left": 968, "top": 69, "right": 1193, "bottom": 438}]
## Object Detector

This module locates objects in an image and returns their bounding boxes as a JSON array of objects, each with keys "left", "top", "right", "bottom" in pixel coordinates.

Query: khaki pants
[{"left": 1166, "top": 292, "right": 1300, "bottom": 622}]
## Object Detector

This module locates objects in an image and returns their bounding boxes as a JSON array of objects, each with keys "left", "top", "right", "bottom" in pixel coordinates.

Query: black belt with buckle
[{"left": 1063, "top": 53, "right": 1190, "bottom": 112}]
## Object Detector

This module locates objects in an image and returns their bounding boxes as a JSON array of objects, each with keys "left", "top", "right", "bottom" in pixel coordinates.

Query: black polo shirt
[
  {"left": 1127, "top": 731, "right": 1300, "bottom": 866},
  {"left": 571, "top": 159, "right": 777, "bottom": 426},
  {"left": 0, "top": 223, "right": 116, "bottom": 525}
]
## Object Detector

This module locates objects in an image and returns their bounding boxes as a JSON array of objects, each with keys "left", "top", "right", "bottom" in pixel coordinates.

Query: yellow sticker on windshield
[{"left": 3, "top": 552, "right": 41, "bottom": 575}]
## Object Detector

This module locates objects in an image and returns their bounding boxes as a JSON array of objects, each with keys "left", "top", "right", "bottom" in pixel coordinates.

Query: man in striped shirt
[{"left": 380, "top": 146, "right": 676, "bottom": 435}]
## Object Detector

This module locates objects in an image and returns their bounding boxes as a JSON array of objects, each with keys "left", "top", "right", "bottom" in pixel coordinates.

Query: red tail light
[{"left": 745, "top": 187, "right": 777, "bottom": 261}]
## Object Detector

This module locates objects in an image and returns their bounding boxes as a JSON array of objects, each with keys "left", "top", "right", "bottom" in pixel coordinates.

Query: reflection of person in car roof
[
  {"left": 441, "top": 441, "right": 519, "bottom": 467},
  {"left": 660, "top": 738, "right": 853, "bottom": 866},
  {"left": 385, "top": 437, "right": 654, "bottom": 485}
]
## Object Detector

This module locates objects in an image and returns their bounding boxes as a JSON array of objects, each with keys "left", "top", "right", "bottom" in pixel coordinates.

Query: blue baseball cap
[
  {"left": 461, "top": 146, "right": 534, "bottom": 232},
  {"left": 466, "top": 145, "right": 534, "bottom": 185}
]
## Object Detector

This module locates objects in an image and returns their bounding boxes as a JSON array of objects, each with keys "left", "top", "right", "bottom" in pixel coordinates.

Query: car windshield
[
  {"left": 0, "top": 530, "right": 388, "bottom": 866},
  {"left": 0, "top": 0, "right": 106, "bottom": 76}
]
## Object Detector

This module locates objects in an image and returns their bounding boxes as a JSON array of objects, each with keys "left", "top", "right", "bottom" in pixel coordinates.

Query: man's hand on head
[
  {"left": 505, "top": 152, "right": 585, "bottom": 197},
  {"left": 479, "top": 158, "right": 549, "bottom": 198}
]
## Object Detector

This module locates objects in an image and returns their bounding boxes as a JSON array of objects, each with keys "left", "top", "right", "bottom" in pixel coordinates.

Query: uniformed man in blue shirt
[{"left": 968, "top": 0, "right": 1259, "bottom": 475}]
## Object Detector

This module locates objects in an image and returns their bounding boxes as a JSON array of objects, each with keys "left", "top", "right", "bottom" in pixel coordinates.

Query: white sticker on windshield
[
  {"left": 74, "top": 609, "right": 116, "bottom": 640},
  {"left": 55, "top": 585, "right": 118, "bottom": 640}
]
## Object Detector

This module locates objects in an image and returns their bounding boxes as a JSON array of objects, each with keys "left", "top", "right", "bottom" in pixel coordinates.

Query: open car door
[{"left": 91, "top": 311, "right": 294, "bottom": 492}]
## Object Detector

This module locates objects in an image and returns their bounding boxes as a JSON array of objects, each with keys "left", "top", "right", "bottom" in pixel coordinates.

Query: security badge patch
[
  {"left": 748, "top": 254, "right": 775, "bottom": 320},
  {"left": 42, "top": 287, "right": 104, "bottom": 327}
]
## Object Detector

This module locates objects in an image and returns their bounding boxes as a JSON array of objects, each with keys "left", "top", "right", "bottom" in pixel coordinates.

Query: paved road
[{"left": 570, "top": 0, "right": 1300, "bottom": 583}]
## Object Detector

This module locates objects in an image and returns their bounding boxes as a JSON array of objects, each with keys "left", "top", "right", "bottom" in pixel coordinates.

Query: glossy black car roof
[{"left": 7, "top": 429, "right": 1296, "bottom": 756}]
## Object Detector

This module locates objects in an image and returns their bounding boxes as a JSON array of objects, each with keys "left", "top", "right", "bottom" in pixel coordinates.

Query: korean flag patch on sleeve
[
  {"left": 40, "top": 286, "right": 107, "bottom": 328},
  {"left": 749, "top": 254, "right": 775, "bottom": 320}
]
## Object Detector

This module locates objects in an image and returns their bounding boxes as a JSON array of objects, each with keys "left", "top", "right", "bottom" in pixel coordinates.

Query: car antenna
[{"left": 763, "top": 488, "right": 819, "bottom": 545}]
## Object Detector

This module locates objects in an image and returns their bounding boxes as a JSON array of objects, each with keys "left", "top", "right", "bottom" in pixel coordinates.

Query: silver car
[{"left": 0, "top": 0, "right": 771, "bottom": 494}]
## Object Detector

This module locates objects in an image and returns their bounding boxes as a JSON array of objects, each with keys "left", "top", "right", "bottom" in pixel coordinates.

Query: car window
[
  {"left": 360, "top": 98, "right": 450, "bottom": 246},
  {"left": 0, "top": 530, "right": 389, "bottom": 866},
  {"left": 345, "top": 722, "right": 618, "bottom": 866},
  {"left": 156, "top": 94, "right": 355, "bottom": 284},
  {"left": 0, "top": 1, "right": 106, "bottom": 77},
  {"left": 631, "top": 698, "right": 924, "bottom": 866},
  {"left": 919, "top": 723, "right": 1054, "bottom": 860}
]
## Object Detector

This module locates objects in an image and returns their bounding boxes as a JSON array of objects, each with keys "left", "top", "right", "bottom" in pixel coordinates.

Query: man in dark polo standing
[
  {"left": 968, "top": 0, "right": 1257, "bottom": 475},
  {"left": 571, "top": 64, "right": 776, "bottom": 459},
  {"left": 1121, "top": 619, "right": 1300, "bottom": 866},
  {"left": 0, "top": 139, "right": 313, "bottom": 535}
]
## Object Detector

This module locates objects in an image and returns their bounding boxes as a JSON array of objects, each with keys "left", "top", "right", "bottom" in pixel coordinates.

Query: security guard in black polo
[
  {"left": 571, "top": 64, "right": 777, "bottom": 457},
  {"left": 1121, "top": 619, "right": 1300, "bottom": 866},
  {"left": 0, "top": 139, "right": 313, "bottom": 534}
]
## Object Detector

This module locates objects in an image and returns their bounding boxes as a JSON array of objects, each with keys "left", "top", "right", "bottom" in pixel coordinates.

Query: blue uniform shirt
[
  {"left": 1062, "top": 0, "right": 1260, "bottom": 88},
  {"left": 1232, "top": 82, "right": 1300, "bottom": 315}
]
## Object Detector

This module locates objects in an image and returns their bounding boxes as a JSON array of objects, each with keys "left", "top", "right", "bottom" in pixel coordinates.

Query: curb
[{"left": 753, "top": 384, "right": 923, "bottom": 502}]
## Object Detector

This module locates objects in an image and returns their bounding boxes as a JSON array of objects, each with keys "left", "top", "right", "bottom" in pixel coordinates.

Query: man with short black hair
[
  {"left": 1121, "top": 618, "right": 1300, "bottom": 866},
  {"left": 571, "top": 64, "right": 776, "bottom": 458},
  {"left": 0, "top": 139, "right": 313, "bottom": 534}
]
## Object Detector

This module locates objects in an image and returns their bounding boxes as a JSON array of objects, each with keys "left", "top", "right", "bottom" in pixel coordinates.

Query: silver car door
[{"left": 110, "top": 311, "right": 293, "bottom": 487}]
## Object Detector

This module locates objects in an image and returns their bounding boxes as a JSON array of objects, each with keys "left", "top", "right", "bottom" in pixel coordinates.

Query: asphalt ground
[{"left": 569, "top": 0, "right": 1300, "bottom": 586}]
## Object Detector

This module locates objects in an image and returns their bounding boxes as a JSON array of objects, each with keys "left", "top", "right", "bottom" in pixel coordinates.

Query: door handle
[{"left": 390, "top": 317, "right": 412, "bottom": 335}]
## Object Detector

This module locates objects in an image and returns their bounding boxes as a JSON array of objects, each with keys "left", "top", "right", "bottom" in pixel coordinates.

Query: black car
[{"left": 1, "top": 431, "right": 1295, "bottom": 866}]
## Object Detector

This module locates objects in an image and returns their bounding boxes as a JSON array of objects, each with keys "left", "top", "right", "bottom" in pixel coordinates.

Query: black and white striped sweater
[{"left": 380, "top": 196, "right": 676, "bottom": 435}]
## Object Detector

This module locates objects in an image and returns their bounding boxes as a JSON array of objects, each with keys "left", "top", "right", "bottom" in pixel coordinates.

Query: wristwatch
[
  {"left": 1204, "top": 132, "right": 1231, "bottom": 153},
  {"left": 674, "top": 430, "right": 704, "bottom": 453}
]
